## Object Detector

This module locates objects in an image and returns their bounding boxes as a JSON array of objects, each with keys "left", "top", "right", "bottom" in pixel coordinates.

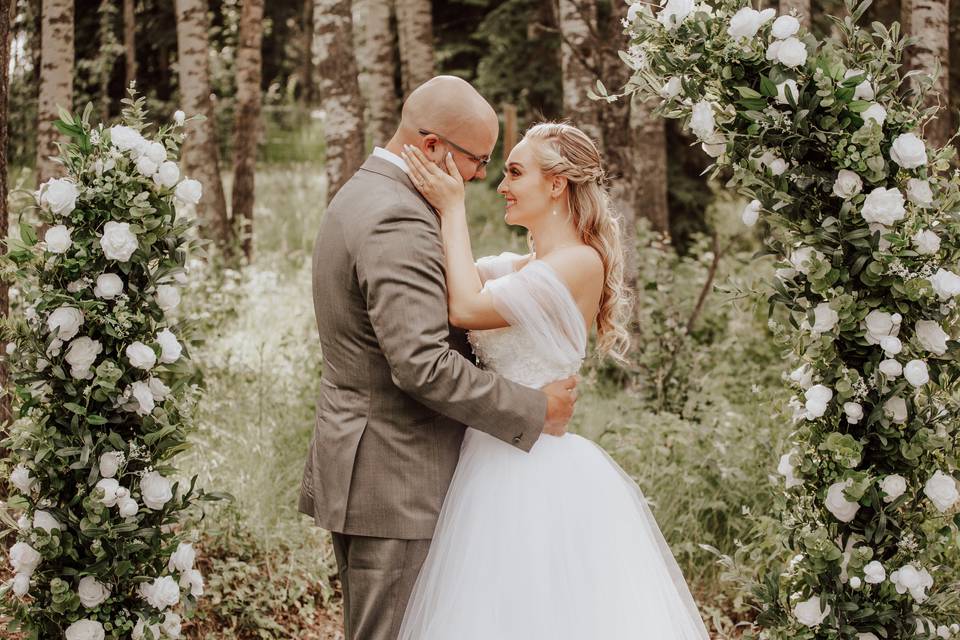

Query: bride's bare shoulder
[{"left": 541, "top": 245, "right": 603, "bottom": 286}]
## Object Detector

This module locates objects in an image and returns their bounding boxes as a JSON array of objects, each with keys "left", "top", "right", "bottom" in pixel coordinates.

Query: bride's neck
[{"left": 529, "top": 207, "right": 581, "bottom": 258}]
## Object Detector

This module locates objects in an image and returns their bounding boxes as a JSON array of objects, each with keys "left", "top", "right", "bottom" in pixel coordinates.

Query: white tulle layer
[{"left": 398, "top": 428, "right": 711, "bottom": 640}]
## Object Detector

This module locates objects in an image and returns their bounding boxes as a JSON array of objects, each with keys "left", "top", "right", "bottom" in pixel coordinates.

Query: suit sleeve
[{"left": 355, "top": 205, "right": 546, "bottom": 451}]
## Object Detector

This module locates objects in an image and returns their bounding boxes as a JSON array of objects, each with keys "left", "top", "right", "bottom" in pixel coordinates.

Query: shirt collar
[{"left": 372, "top": 146, "right": 409, "bottom": 173}]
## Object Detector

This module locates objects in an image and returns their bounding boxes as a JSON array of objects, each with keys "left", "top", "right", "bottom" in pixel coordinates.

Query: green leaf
[
  {"left": 735, "top": 86, "right": 763, "bottom": 99},
  {"left": 19, "top": 222, "right": 37, "bottom": 246},
  {"left": 63, "top": 402, "right": 86, "bottom": 415},
  {"left": 759, "top": 76, "right": 777, "bottom": 98}
]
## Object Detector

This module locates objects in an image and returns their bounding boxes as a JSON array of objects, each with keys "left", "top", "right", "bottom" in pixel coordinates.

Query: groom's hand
[{"left": 541, "top": 376, "right": 578, "bottom": 437}]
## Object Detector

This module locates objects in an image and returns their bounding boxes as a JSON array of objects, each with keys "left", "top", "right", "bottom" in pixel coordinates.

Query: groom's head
[{"left": 391, "top": 75, "right": 499, "bottom": 182}]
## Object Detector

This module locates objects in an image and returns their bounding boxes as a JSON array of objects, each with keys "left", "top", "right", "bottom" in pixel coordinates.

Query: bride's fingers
[
  {"left": 403, "top": 146, "right": 433, "bottom": 181},
  {"left": 400, "top": 150, "right": 427, "bottom": 185},
  {"left": 443, "top": 152, "right": 459, "bottom": 178}
]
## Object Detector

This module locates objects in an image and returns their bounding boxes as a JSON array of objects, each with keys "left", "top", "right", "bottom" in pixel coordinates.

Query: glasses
[{"left": 417, "top": 129, "right": 491, "bottom": 169}]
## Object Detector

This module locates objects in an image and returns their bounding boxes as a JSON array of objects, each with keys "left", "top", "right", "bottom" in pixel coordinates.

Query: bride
[{"left": 396, "top": 122, "right": 710, "bottom": 639}]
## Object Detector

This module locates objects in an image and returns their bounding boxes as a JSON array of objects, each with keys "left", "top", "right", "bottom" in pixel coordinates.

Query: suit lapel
[{"left": 358, "top": 155, "right": 438, "bottom": 214}]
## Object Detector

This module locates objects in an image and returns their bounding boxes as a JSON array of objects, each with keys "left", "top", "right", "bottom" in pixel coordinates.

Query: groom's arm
[{"left": 356, "top": 203, "right": 547, "bottom": 452}]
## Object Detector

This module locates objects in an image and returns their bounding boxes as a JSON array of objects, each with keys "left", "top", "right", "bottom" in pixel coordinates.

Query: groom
[{"left": 298, "top": 75, "right": 579, "bottom": 640}]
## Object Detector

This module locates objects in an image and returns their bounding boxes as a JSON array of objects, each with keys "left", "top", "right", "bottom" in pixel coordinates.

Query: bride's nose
[{"left": 496, "top": 178, "right": 508, "bottom": 194}]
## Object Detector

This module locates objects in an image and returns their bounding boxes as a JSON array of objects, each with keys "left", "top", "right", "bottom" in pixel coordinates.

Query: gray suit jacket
[{"left": 298, "top": 155, "right": 548, "bottom": 539}]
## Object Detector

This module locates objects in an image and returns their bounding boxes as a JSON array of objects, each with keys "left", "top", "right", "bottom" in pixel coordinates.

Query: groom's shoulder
[{"left": 330, "top": 163, "right": 434, "bottom": 226}]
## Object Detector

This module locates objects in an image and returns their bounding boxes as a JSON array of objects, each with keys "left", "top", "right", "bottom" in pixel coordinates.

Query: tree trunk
[
  {"left": 316, "top": 0, "right": 366, "bottom": 204},
  {"left": 903, "top": 0, "right": 951, "bottom": 148},
  {"left": 124, "top": 0, "right": 136, "bottom": 88},
  {"left": 395, "top": 0, "right": 434, "bottom": 96},
  {"left": 175, "top": 0, "right": 232, "bottom": 253},
  {"left": 232, "top": 0, "right": 264, "bottom": 262},
  {"left": 951, "top": 0, "right": 959, "bottom": 151},
  {"left": 301, "top": 0, "right": 315, "bottom": 104},
  {"left": 779, "top": 0, "right": 811, "bottom": 27},
  {"left": 1, "top": 0, "right": 12, "bottom": 427},
  {"left": 36, "top": 0, "right": 73, "bottom": 185},
  {"left": 631, "top": 95, "right": 669, "bottom": 235},
  {"left": 354, "top": 0, "right": 399, "bottom": 146},
  {"left": 558, "top": 0, "right": 603, "bottom": 147}
]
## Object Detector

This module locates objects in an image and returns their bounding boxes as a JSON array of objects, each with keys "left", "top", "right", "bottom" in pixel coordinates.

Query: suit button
[{"left": 512, "top": 434, "right": 522, "bottom": 444}]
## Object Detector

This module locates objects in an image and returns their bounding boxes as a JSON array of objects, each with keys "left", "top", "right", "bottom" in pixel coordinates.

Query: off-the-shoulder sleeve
[
  {"left": 475, "top": 251, "right": 526, "bottom": 283},
  {"left": 484, "top": 260, "right": 587, "bottom": 366}
]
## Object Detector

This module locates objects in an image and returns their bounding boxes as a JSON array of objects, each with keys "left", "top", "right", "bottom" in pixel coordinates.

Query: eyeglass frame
[{"left": 416, "top": 128, "right": 491, "bottom": 171}]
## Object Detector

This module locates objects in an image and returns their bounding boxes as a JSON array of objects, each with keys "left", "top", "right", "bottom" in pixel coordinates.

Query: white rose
[
  {"left": 65, "top": 619, "right": 105, "bottom": 640},
  {"left": 660, "top": 76, "right": 682, "bottom": 99},
  {"left": 136, "top": 155, "right": 158, "bottom": 177},
  {"left": 39, "top": 178, "right": 80, "bottom": 216},
  {"left": 78, "top": 575, "right": 111, "bottom": 608},
  {"left": 793, "top": 595, "right": 830, "bottom": 627},
  {"left": 771, "top": 14, "right": 800, "bottom": 39},
  {"left": 924, "top": 470, "right": 959, "bottom": 512},
  {"left": 156, "top": 285, "right": 181, "bottom": 312},
  {"left": 10, "top": 464, "right": 35, "bottom": 494},
  {"left": 929, "top": 268, "right": 960, "bottom": 301},
  {"left": 811, "top": 302, "right": 838, "bottom": 336},
  {"left": 33, "top": 510, "right": 61, "bottom": 533},
  {"left": 916, "top": 319, "right": 949, "bottom": 355},
  {"left": 174, "top": 110, "right": 186, "bottom": 125},
  {"left": 144, "top": 141, "right": 166, "bottom": 164},
  {"left": 880, "top": 335, "right": 902, "bottom": 357},
  {"left": 891, "top": 565, "right": 933, "bottom": 603},
  {"left": 826, "top": 479, "right": 860, "bottom": 522},
  {"left": 143, "top": 575, "right": 180, "bottom": 610},
  {"left": 863, "top": 309, "right": 898, "bottom": 345},
  {"left": 861, "top": 103, "right": 886, "bottom": 127},
  {"left": 12, "top": 572, "right": 30, "bottom": 597},
  {"left": 879, "top": 359, "right": 902, "bottom": 377},
  {"left": 47, "top": 306, "right": 84, "bottom": 340},
  {"left": 162, "top": 612, "right": 182, "bottom": 638},
  {"left": 44, "top": 224, "right": 73, "bottom": 254},
  {"left": 99, "top": 451, "right": 123, "bottom": 479},
  {"left": 109, "top": 125, "right": 146, "bottom": 152},
  {"left": 168, "top": 542, "right": 196, "bottom": 572},
  {"left": 127, "top": 341, "right": 158, "bottom": 370},
  {"left": 141, "top": 471, "right": 173, "bottom": 510},
  {"left": 132, "top": 619, "right": 161, "bottom": 640},
  {"left": 883, "top": 395, "right": 908, "bottom": 424},
  {"left": 790, "top": 246, "right": 825, "bottom": 276},
  {"left": 769, "top": 157, "right": 788, "bottom": 175},
  {"left": 804, "top": 384, "right": 833, "bottom": 419},
  {"left": 65, "top": 337, "right": 102, "bottom": 380},
  {"left": 689, "top": 101, "right": 715, "bottom": 140},
  {"left": 843, "top": 402, "right": 863, "bottom": 424},
  {"left": 657, "top": 0, "right": 696, "bottom": 28},
  {"left": 861, "top": 187, "right": 905, "bottom": 226},
  {"left": 156, "top": 328, "right": 183, "bottom": 364},
  {"left": 100, "top": 221, "right": 139, "bottom": 262},
  {"left": 765, "top": 40, "right": 782, "bottom": 61},
  {"left": 93, "top": 273, "right": 124, "bottom": 300},
  {"left": 912, "top": 229, "right": 939, "bottom": 254},
  {"left": 906, "top": 178, "right": 933, "bottom": 207},
  {"left": 180, "top": 568, "right": 204, "bottom": 597},
  {"left": 741, "top": 200, "right": 761, "bottom": 226},
  {"left": 776, "top": 79, "right": 799, "bottom": 106},
  {"left": 148, "top": 377, "right": 171, "bottom": 400},
  {"left": 863, "top": 560, "right": 886, "bottom": 584},
  {"left": 727, "top": 7, "right": 770, "bottom": 40},
  {"left": 890, "top": 132, "right": 928, "bottom": 169},
  {"left": 789, "top": 363, "right": 814, "bottom": 389},
  {"left": 153, "top": 161, "right": 180, "bottom": 188},
  {"left": 129, "top": 380, "right": 156, "bottom": 416},
  {"left": 849, "top": 576, "right": 861, "bottom": 589},
  {"left": 880, "top": 474, "right": 907, "bottom": 503},
  {"left": 174, "top": 179, "right": 203, "bottom": 206},
  {"left": 904, "top": 359, "right": 929, "bottom": 387},
  {"left": 96, "top": 478, "right": 121, "bottom": 507},
  {"left": 778, "top": 450, "right": 803, "bottom": 488},
  {"left": 9, "top": 541, "right": 41, "bottom": 575},
  {"left": 776, "top": 37, "right": 807, "bottom": 68},
  {"left": 832, "top": 169, "right": 863, "bottom": 199}
]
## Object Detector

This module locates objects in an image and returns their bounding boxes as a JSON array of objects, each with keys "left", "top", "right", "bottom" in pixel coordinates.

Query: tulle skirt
[{"left": 398, "top": 428, "right": 711, "bottom": 640}]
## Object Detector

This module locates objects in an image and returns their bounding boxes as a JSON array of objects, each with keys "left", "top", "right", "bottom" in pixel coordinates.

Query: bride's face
[{"left": 496, "top": 140, "right": 556, "bottom": 227}]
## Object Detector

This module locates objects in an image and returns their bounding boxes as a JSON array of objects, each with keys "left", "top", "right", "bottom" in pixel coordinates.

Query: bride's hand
[{"left": 401, "top": 144, "right": 466, "bottom": 216}]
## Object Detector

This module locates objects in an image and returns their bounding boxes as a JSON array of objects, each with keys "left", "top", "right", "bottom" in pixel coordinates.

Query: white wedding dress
[{"left": 397, "top": 253, "right": 710, "bottom": 640}]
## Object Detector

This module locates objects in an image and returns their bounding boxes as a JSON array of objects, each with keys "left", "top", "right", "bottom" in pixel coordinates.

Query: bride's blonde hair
[{"left": 523, "top": 122, "right": 631, "bottom": 363}]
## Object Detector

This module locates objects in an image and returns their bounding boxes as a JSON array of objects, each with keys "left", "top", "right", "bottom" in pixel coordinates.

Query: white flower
[
  {"left": 657, "top": 0, "right": 696, "bottom": 28},
  {"left": 880, "top": 474, "right": 907, "bottom": 502},
  {"left": 689, "top": 101, "right": 716, "bottom": 140},
  {"left": 794, "top": 595, "right": 830, "bottom": 627},
  {"left": 132, "top": 620, "right": 161, "bottom": 640},
  {"left": 660, "top": 76, "right": 682, "bottom": 99},
  {"left": 148, "top": 377, "right": 172, "bottom": 400},
  {"left": 180, "top": 568, "right": 204, "bottom": 597},
  {"left": 65, "top": 619, "right": 105, "bottom": 640},
  {"left": 832, "top": 169, "right": 863, "bottom": 199},
  {"left": 890, "top": 564, "right": 933, "bottom": 603},
  {"left": 924, "top": 470, "right": 959, "bottom": 512},
  {"left": 136, "top": 155, "right": 159, "bottom": 177},
  {"left": 141, "top": 471, "right": 173, "bottom": 510},
  {"left": 775, "top": 37, "right": 807, "bottom": 68},
  {"left": 39, "top": 178, "right": 80, "bottom": 216},
  {"left": 153, "top": 161, "right": 180, "bottom": 188},
  {"left": 78, "top": 576, "right": 111, "bottom": 608},
  {"left": 845, "top": 69, "right": 875, "bottom": 100},
  {"left": 863, "top": 309, "right": 899, "bottom": 345},
  {"left": 168, "top": 542, "right": 196, "bottom": 572},
  {"left": 142, "top": 575, "right": 180, "bottom": 610},
  {"left": 916, "top": 319, "right": 949, "bottom": 355},
  {"left": 790, "top": 246, "right": 825, "bottom": 276},
  {"left": 863, "top": 560, "right": 886, "bottom": 584},
  {"left": 99, "top": 451, "right": 123, "bottom": 478},
  {"left": 47, "top": 305, "right": 84, "bottom": 340},
  {"left": 162, "top": 612, "right": 182, "bottom": 638},
  {"left": 879, "top": 358, "right": 902, "bottom": 377},
  {"left": 96, "top": 478, "right": 121, "bottom": 507},
  {"left": 776, "top": 79, "right": 799, "bottom": 105},
  {"left": 156, "top": 328, "right": 183, "bottom": 364},
  {"left": 804, "top": 384, "right": 833, "bottom": 419},
  {"left": 843, "top": 402, "right": 863, "bottom": 424},
  {"left": 129, "top": 380, "right": 156, "bottom": 416},
  {"left": 861, "top": 103, "right": 887, "bottom": 126},
  {"left": 861, "top": 187, "right": 905, "bottom": 226},
  {"left": 9, "top": 542, "right": 41, "bottom": 575},
  {"left": 65, "top": 337, "right": 102, "bottom": 380},
  {"left": 771, "top": 14, "right": 800, "bottom": 39},
  {"left": 811, "top": 302, "right": 838, "bottom": 336},
  {"left": 727, "top": 7, "right": 774, "bottom": 40},
  {"left": 769, "top": 157, "right": 788, "bottom": 175},
  {"left": 10, "top": 464, "right": 35, "bottom": 494},
  {"left": 789, "top": 363, "right": 814, "bottom": 389},
  {"left": 765, "top": 40, "right": 782, "bottom": 61},
  {"left": 127, "top": 341, "right": 158, "bottom": 370},
  {"left": 883, "top": 395, "right": 908, "bottom": 424},
  {"left": 33, "top": 510, "right": 61, "bottom": 533},
  {"left": 12, "top": 572, "right": 30, "bottom": 597},
  {"left": 929, "top": 268, "right": 960, "bottom": 301},
  {"left": 778, "top": 451, "right": 803, "bottom": 488},
  {"left": 890, "top": 132, "right": 928, "bottom": 169},
  {"left": 904, "top": 359, "right": 929, "bottom": 387},
  {"left": 156, "top": 285, "right": 181, "bottom": 312},
  {"left": 826, "top": 479, "right": 860, "bottom": 522},
  {"left": 906, "top": 178, "right": 933, "bottom": 207},
  {"left": 880, "top": 335, "right": 902, "bottom": 357},
  {"left": 93, "top": 273, "right": 124, "bottom": 300},
  {"left": 100, "top": 221, "right": 139, "bottom": 262},
  {"left": 44, "top": 224, "right": 73, "bottom": 254},
  {"left": 108, "top": 125, "right": 146, "bottom": 152},
  {"left": 849, "top": 576, "right": 861, "bottom": 589},
  {"left": 144, "top": 141, "right": 166, "bottom": 164},
  {"left": 173, "top": 110, "right": 186, "bottom": 126},
  {"left": 174, "top": 179, "right": 203, "bottom": 206},
  {"left": 741, "top": 200, "right": 761, "bottom": 226},
  {"left": 118, "top": 496, "right": 139, "bottom": 517}
]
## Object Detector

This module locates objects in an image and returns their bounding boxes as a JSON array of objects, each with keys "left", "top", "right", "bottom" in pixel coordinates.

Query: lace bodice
[{"left": 466, "top": 253, "right": 587, "bottom": 389}]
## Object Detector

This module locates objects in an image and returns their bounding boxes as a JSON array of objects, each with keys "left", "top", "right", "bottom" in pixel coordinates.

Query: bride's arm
[{"left": 402, "top": 146, "right": 510, "bottom": 330}]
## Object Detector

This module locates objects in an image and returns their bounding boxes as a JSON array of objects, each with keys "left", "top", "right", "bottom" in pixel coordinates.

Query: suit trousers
[{"left": 331, "top": 532, "right": 431, "bottom": 640}]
